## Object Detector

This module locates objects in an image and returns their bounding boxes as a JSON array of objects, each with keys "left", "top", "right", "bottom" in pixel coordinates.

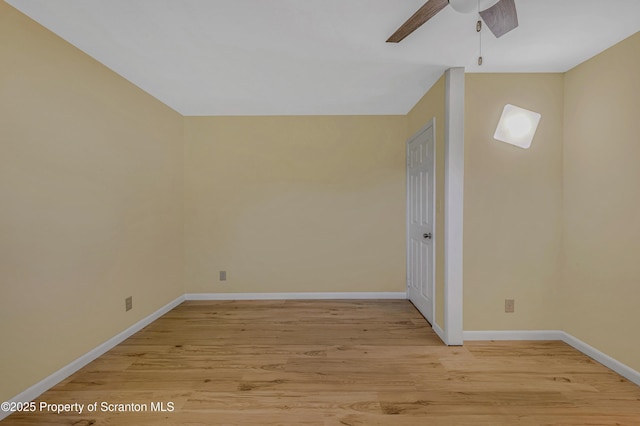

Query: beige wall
[
  {"left": 407, "top": 75, "right": 446, "bottom": 329},
  {"left": 2, "top": 0, "right": 638, "bottom": 404},
  {"left": 463, "top": 37, "right": 640, "bottom": 374},
  {"left": 0, "top": 3, "right": 184, "bottom": 401},
  {"left": 464, "top": 74, "right": 564, "bottom": 331},
  {"left": 562, "top": 32, "right": 640, "bottom": 372},
  {"left": 184, "top": 116, "right": 407, "bottom": 294}
]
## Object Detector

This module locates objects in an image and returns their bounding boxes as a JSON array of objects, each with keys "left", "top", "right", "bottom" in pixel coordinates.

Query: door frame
[
  {"left": 444, "top": 67, "right": 464, "bottom": 346},
  {"left": 406, "top": 118, "right": 437, "bottom": 327},
  {"left": 404, "top": 68, "right": 465, "bottom": 347}
]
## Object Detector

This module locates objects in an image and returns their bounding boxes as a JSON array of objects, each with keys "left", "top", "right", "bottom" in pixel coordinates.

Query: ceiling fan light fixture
[{"left": 448, "top": 0, "right": 478, "bottom": 14}]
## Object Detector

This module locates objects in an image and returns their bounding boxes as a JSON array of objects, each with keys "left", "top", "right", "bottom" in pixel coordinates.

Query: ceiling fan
[{"left": 387, "top": 0, "right": 519, "bottom": 43}]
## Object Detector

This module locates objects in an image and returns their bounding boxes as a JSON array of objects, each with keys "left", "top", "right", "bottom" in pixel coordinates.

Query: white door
[{"left": 407, "top": 121, "right": 435, "bottom": 324}]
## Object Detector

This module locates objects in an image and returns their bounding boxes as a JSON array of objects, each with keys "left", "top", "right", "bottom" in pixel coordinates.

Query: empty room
[{"left": 1, "top": 0, "right": 639, "bottom": 424}]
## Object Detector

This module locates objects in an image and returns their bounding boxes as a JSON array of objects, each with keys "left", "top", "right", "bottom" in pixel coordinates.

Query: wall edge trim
[
  {"left": 443, "top": 67, "right": 465, "bottom": 346},
  {"left": 561, "top": 331, "right": 640, "bottom": 387},
  {"left": 463, "top": 329, "right": 640, "bottom": 387},
  {"left": 185, "top": 292, "right": 408, "bottom": 301},
  {"left": 433, "top": 322, "right": 446, "bottom": 344},
  {"left": 0, "top": 295, "right": 186, "bottom": 421},
  {"left": 5, "top": 303, "right": 638, "bottom": 422},
  {"left": 463, "top": 330, "right": 564, "bottom": 341}
]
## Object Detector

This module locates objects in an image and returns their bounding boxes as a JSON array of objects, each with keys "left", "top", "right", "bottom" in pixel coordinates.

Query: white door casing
[
  {"left": 444, "top": 67, "right": 464, "bottom": 346},
  {"left": 406, "top": 119, "right": 436, "bottom": 324}
]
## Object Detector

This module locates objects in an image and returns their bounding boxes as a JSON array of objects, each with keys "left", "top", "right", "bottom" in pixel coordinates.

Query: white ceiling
[{"left": 6, "top": 0, "right": 640, "bottom": 115}]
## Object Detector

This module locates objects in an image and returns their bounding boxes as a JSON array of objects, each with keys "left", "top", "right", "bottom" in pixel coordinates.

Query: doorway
[{"left": 406, "top": 119, "right": 436, "bottom": 325}]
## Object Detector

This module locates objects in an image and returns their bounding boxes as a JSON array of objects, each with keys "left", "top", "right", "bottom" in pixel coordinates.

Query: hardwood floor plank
[{"left": 3, "top": 300, "right": 640, "bottom": 425}]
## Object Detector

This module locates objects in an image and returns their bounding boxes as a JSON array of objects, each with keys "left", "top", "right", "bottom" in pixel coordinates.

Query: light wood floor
[{"left": 5, "top": 300, "right": 640, "bottom": 425}]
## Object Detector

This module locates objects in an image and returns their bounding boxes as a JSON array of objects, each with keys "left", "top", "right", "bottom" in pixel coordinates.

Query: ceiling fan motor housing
[{"left": 449, "top": 0, "right": 501, "bottom": 14}]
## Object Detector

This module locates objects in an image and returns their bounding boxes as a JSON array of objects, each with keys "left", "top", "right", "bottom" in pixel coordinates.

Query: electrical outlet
[
  {"left": 505, "top": 299, "right": 515, "bottom": 313},
  {"left": 220, "top": 271, "right": 227, "bottom": 281},
  {"left": 125, "top": 296, "right": 133, "bottom": 312}
]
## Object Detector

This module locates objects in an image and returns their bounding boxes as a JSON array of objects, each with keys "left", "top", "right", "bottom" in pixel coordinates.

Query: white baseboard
[
  {"left": 3, "top": 291, "right": 404, "bottom": 419},
  {"left": 463, "top": 329, "right": 640, "bottom": 387},
  {"left": 561, "top": 331, "right": 640, "bottom": 387},
  {"left": 433, "top": 322, "right": 446, "bottom": 344},
  {"left": 0, "top": 295, "right": 185, "bottom": 421},
  {"left": 185, "top": 292, "right": 407, "bottom": 301},
  {"left": 463, "top": 330, "right": 564, "bottom": 341},
  {"left": 5, "top": 296, "right": 638, "bottom": 422}
]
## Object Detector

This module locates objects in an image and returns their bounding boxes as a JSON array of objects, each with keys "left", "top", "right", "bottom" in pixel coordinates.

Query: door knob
[{"left": 423, "top": 233, "right": 432, "bottom": 239}]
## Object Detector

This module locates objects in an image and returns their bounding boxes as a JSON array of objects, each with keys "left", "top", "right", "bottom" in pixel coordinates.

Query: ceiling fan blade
[
  {"left": 479, "top": 0, "right": 518, "bottom": 38},
  {"left": 386, "top": 0, "right": 449, "bottom": 43}
]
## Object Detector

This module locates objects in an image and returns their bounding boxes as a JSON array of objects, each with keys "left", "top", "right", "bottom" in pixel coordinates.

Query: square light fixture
[{"left": 494, "top": 104, "right": 541, "bottom": 149}]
